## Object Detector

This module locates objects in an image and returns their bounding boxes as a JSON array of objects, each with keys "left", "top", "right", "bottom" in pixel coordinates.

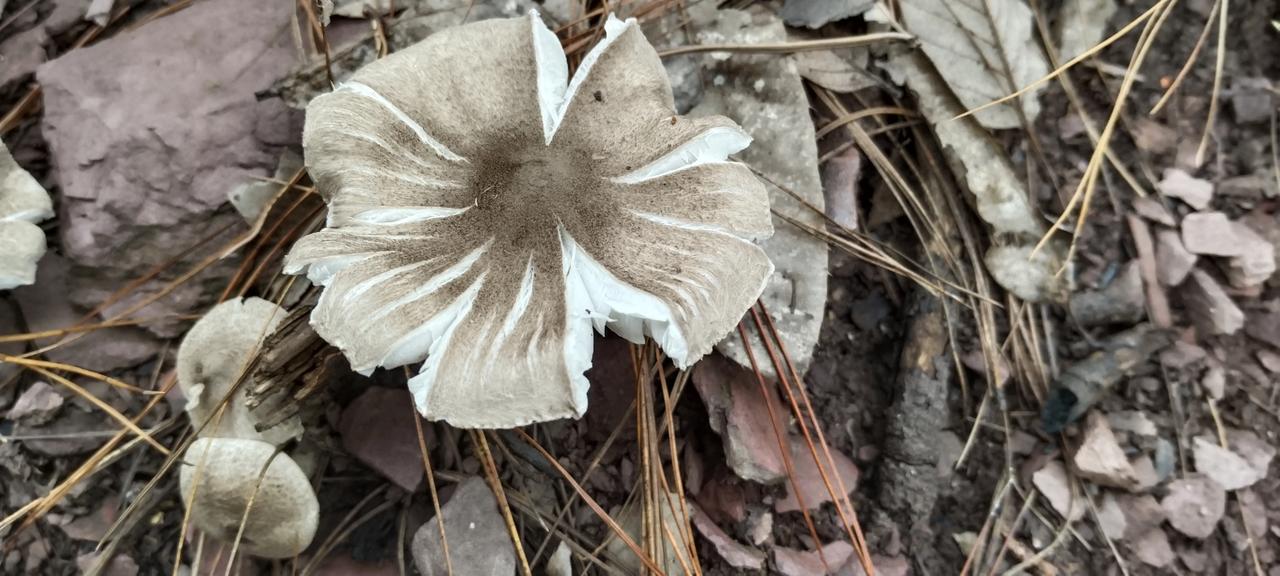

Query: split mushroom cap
[
  {"left": 179, "top": 437, "right": 319, "bottom": 559},
  {"left": 177, "top": 297, "right": 299, "bottom": 445},
  {"left": 0, "top": 143, "right": 53, "bottom": 290},
  {"left": 285, "top": 12, "right": 774, "bottom": 428}
]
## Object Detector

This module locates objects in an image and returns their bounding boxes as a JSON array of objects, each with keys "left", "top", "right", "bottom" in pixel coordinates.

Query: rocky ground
[{"left": 0, "top": 0, "right": 1277, "bottom": 575}]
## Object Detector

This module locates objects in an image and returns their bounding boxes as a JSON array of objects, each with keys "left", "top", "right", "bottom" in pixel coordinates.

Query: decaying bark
[{"left": 876, "top": 289, "right": 952, "bottom": 573}]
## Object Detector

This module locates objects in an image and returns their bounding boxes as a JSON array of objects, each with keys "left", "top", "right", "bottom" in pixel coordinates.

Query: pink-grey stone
[
  {"left": 412, "top": 477, "right": 514, "bottom": 576},
  {"left": 13, "top": 255, "right": 159, "bottom": 372},
  {"left": 776, "top": 437, "right": 860, "bottom": 513},
  {"left": 693, "top": 353, "right": 789, "bottom": 484},
  {"left": 1161, "top": 475, "right": 1226, "bottom": 539},
  {"left": 1181, "top": 212, "right": 1245, "bottom": 256},
  {"left": 36, "top": 0, "right": 300, "bottom": 333},
  {"left": 1132, "top": 529, "right": 1175, "bottom": 567},
  {"left": 690, "top": 504, "right": 765, "bottom": 570},
  {"left": 1132, "top": 197, "right": 1177, "bottom": 226},
  {"left": 1179, "top": 269, "right": 1244, "bottom": 336},
  {"left": 1073, "top": 411, "right": 1138, "bottom": 489},
  {"left": 339, "top": 387, "right": 426, "bottom": 492},
  {"left": 1158, "top": 169, "right": 1214, "bottom": 210},
  {"left": 775, "top": 541, "right": 855, "bottom": 576},
  {"left": 1226, "top": 221, "right": 1276, "bottom": 288},
  {"left": 1155, "top": 229, "right": 1197, "bottom": 286}
]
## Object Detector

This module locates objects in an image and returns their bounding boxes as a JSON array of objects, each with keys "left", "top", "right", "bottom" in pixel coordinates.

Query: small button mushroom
[
  {"left": 180, "top": 437, "right": 319, "bottom": 559},
  {"left": 284, "top": 12, "right": 774, "bottom": 428},
  {"left": 177, "top": 297, "right": 300, "bottom": 445},
  {"left": 0, "top": 143, "right": 53, "bottom": 290}
]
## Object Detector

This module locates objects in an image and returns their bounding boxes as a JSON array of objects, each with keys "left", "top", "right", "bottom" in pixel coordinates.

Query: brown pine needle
[
  {"left": 473, "top": 430, "right": 533, "bottom": 576},
  {"left": 411, "top": 395, "right": 453, "bottom": 576},
  {"left": 657, "top": 32, "right": 913, "bottom": 58},
  {"left": 0, "top": 354, "right": 156, "bottom": 394},
  {"left": 512, "top": 428, "right": 667, "bottom": 574}
]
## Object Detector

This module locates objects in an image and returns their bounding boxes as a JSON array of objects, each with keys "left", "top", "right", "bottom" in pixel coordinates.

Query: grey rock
[
  {"left": 1178, "top": 269, "right": 1244, "bottom": 336},
  {"left": 0, "top": 27, "right": 48, "bottom": 90},
  {"left": 1068, "top": 260, "right": 1145, "bottom": 326},
  {"left": 1155, "top": 229, "right": 1197, "bottom": 286},
  {"left": 13, "top": 255, "right": 159, "bottom": 372},
  {"left": 781, "top": 0, "right": 875, "bottom": 28},
  {"left": 412, "top": 477, "right": 515, "bottom": 576},
  {"left": 696, "top": 10, "right": 828, "bottom": 378},
  {"left": 1230, "top": 77, "right": 1275, "bottom": 125},
  {"left": 37, "top": 0, "right": 300, "bottom": 335}
]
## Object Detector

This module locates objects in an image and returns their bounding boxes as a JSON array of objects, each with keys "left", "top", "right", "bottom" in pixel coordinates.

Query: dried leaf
[{"left": 874, "top": 0, "right": 1049, "bottom": 129}]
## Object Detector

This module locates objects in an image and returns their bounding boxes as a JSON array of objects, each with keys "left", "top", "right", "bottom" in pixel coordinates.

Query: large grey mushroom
[
  {"left": 0, "top": 142, "right": 53, "bottom": 290},
  {"left": 285, "top": 12, "right": 774, "bottom": 428}
]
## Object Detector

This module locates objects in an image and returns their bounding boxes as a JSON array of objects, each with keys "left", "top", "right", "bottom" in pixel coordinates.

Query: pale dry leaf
[
  {"left": 876, "top": 0, "right": 1050, "bottom": 129},
  {"left": 1055, "top": 0, "right": 1117, "bottom": 60},
  {"left": 881, "top": 48, "right": 1067, "bottom": 302}
]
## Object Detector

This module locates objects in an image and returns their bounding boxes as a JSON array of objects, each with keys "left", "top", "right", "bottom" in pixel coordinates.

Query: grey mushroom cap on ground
[
  {"left": 284, "top": 11, "right": 775, "bottom": 429},
  {"left": 176, "top": 297, "right": 299, "bottom": 445},
  {"left": 179, "top": 437, "right": 319, "bottom": 559},
  {"left": 1, "top": 143, "right": 53, "bottom": 290}
]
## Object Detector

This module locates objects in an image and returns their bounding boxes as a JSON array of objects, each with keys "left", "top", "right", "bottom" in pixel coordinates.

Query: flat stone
[
  {"left": 1161, "top": 475, "right": 1226, "bottom": 539},
  {"left": 1133, "top": 197, "right": 1177, "bottom": 226},
  {"left": 5, "top": 381, "right": 64, "bottom": 424},
  {"left": 339, "top": 387, "right": 425, "bottom": 492},
  {"left": 1131, "top": 119, "right": 1178, "bottom": 154},
  {"left": 1159, "top": 340, "right": 1207, "bottom": 369},
  {"left": 1069, "top": 260, "right": 1145, "bottom": 326},
  {"left": 1116, "top": 494, "right": 1165, "bottom": 539},
  {"left": 1073, "top": 411, "right": 1139, "bottom": 489},
  {"left": 692, "top": 353, "right": 788, "bottom": 484},
  {"left": 0, "top": 27, "right": 48, "bottom": 90},
  {"left": 1131, "top": 455, "right": 1160, "bottom": 491},
  {"left": 1132, "top": 529, "right": 1175, "bottom": 567},
  {"left": 37, "top": 0, "right": 299, "bottom": 333},
  {"left": 1257, "top": 349, "right": 1280, "bottom": 373},
  {"left": 1159, "top": 169, "right": 1214, "bottom": 210},
  {"left": 1107, "top": 410, "right": 1157, "bottom": 437},
  {"left": 775, "top": 541, "right": 855, "bottom": 576},
  {"left": 1230, "top": 77, "right": 1275, "bottom": 124},
  {"left": 1193, "top": 436, "right": 1262, "bottom": 490},
  {"left": 1032, "top": 460, "right": 1084, "bottom": 521},
  {"left": 1097, "top": 493, "right": 1127, "bottom": 540},
  {"left": 1181, "top": 212, "right": 1244, "bottom": 256},
  {"left": 1179, "top": 269, "right": 1244, "bottom": 336},
  {"left": 780, "top": 0, "right": 875, "bottom": 28},
  {"left": 1226, "top": 221, "right": 1276, "bottom": 288},
  {"left": 75, "top": 552, "right": 139, "bottom": 576},
  {"left": 13, "top": 255, "right": 159, "bottom": 372},
  {"left": 1224, "top": 428, "right": 1275, "bottom": 481},
  {"left": 1246, "top": 312, "right": 1280, "bottom": 348},
  {"left": 776, "top": 437, "right": 859, "bottom": 513},
  {"left": 1155, "top": 229, "right": 1197, "bottom": 286},
  {"left": 690, "top": 504, "right": 765, "bottom": 570},
  {"left": 411, "top": 477, "right": 515, "bottom": 576},
  {"left": 699, "top": 10, "right": 827, "bottom": 379}
]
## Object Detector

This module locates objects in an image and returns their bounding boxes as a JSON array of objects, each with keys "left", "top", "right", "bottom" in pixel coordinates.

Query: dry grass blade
[
  {"left": 1032, "top": 0, "right": 1175, "bottom": 267},
  {"left": 473, "top": 430, "right": 533, "bottom": 576},
  {"left": 0, "top": 354, "right": 155, "bottom": 394},
  {"left": 223, "top": 446, "right": 288, "bottom": 575},
  {"left": 511, "top": 428, "right": 666, "bottom": 574},
  {"left": 1193, "top": 0, "right": 1228, "bottom": 165},
  {"left": 20, "top": 364, "right": 170, "bottom": 455},
  {"left": 951, "top": 0, "right": 1165, "bottom": 122},
  {"left": 411, "top": 397, "right": 453, "bottom": 576},
  {"left": 734, "top": 322, "right": 834, "bottom": 571},
  {"left": 657, "top": 32, "right": 913, "bottom": 57}
]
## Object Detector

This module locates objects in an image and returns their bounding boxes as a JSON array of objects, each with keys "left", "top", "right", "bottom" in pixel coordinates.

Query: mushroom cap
[
  {"left": 177, "top": 297, "right": 299, "bottom": 445},
  {"left": 285, "top": 12, "right": 774, "bottom": 428},
  {"left": 0, "top": 220, "right": 46, "bottom": 290},
  {"left": 1, "top": 143, "right": 53, "bottom": 223},
  {"left": 179, "top": 437, "right": 319, "bottom": 559}
]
